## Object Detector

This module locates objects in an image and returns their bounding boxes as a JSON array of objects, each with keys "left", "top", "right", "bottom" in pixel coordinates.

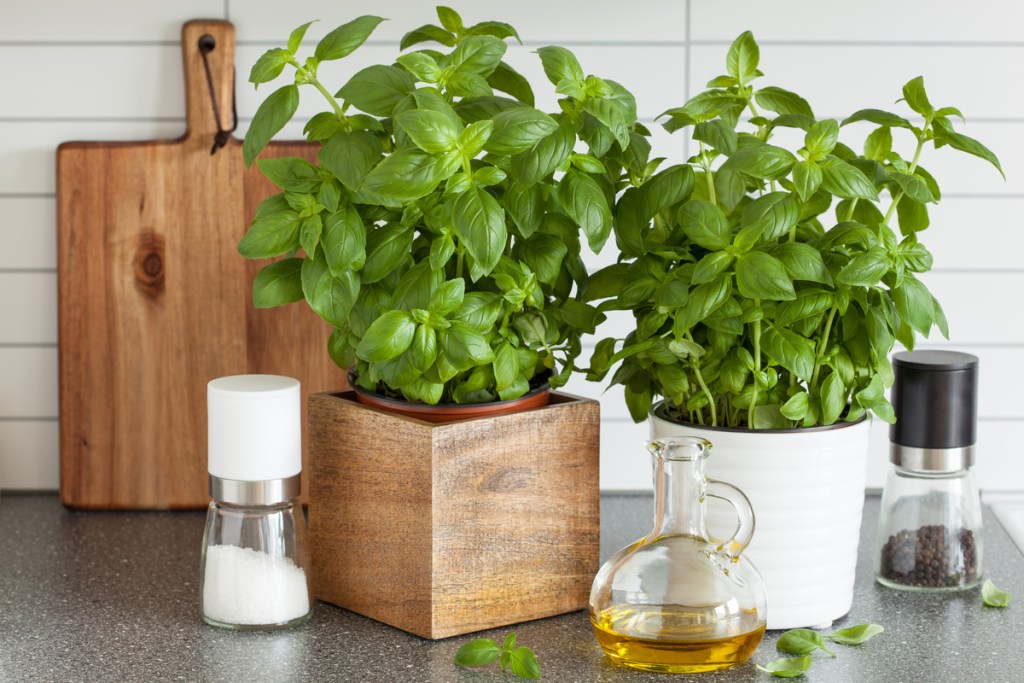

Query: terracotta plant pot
[{"left": 348, "top": 373, "right": 551, "bottom": 423}]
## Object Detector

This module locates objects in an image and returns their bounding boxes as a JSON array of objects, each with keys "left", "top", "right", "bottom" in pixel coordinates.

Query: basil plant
[
  {"left": 587, "top": 31, "right": 1002, "bottom": 429},
  {"left": 239, "top": 7, "right": 644, "bottom": 404}
]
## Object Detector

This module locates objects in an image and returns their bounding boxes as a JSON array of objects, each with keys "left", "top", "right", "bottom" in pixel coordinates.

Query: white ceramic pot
[{"left": 649, "top": 405, "right": 871, "bottom": 630}]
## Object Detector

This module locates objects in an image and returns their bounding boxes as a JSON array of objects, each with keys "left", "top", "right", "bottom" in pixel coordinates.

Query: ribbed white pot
[{"left": 649, "top": 405, "right": 871, "bottom": 630}]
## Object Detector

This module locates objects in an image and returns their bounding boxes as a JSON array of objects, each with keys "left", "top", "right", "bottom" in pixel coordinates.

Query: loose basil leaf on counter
[
  {"left": 453, "top": 638, "right": 501, "bottom": 667},
  {"left": 453, "top": 632, "right": 541, "bottom": 680},
  {"left": 757, "top": 654, "right": 812, "bottom": 678},
  {"left": 825, "top": 623, "right": 885, "bottom": 645},
  {"left": 776, "top": 628, "right": 834, "bottom": 657},
  {"left": 982, "top": 579, "right": 1012, "bottom": 607}
]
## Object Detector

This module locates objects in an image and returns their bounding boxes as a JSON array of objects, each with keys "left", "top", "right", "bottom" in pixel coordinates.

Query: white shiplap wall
[{"left": 1, "top": 0, "right": 1021, "bottom": 494}]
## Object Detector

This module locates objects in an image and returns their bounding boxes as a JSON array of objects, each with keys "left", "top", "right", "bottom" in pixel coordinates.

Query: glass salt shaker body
[
  {"left": 875, "top": 351, "right": 982, "bottom": 592},
  {"left": 200, "top": 375, "right": 313, "bottom": 629}
]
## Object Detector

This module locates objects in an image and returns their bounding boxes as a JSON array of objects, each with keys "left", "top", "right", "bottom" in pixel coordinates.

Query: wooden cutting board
[{"left": 57, "top": 20, "right": 344, "bottom": 509}]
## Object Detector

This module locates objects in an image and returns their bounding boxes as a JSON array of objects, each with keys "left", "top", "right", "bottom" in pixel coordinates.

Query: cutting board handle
[{"left": 181, "top": 20, "right": 236, "bottom": 141}]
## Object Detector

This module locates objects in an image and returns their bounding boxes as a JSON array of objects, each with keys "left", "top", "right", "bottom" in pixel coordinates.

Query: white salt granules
[{"left": 202, "top": 544, "right": 310, "bottom": 625}]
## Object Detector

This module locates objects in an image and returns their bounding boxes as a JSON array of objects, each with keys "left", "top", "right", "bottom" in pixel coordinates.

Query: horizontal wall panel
[
  {"left": 0, "top": 0, "right": 222, "bottom": 42},
  {"left": 0, "top": 420, "right": 59, "bottom": 490},
  {"left": 691, "top": 0, "right": 1024, "bottom": 43},
  {"left": 689, "top": 45, "right": 1022, "bottom": 120},
  {"left": 0, "top": 121, "right": 185, "bottom": 194},
  {"left": 230, "top": 0, "right": 687, "bottom": 44},
  {"left": 0, "top": 348, "right": 58, "bottom": 418},
  {"left": 0, "top": 273, "right": 57, "bottom": 344},
  {"left": 922, "top": 272, "right": 1024, "bottom": 345},
  {"left": 0, "top": 46, "right": 183, "bottom": 119},
  {"left": 0, "top": 198, "right": 55, "bottom": 269},
  {"left": 925, "top": 198, "right": 1024, "bottom": 270}
]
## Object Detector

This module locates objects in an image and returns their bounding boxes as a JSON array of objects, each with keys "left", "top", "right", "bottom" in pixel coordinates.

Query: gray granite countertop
[{"left": 1, "top": 493, "right": 1022, "bottom": 682}]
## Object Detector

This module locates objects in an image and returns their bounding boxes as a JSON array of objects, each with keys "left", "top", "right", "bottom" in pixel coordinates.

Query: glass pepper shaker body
[
  {"left": 875, "top": 351, "right": 982, "bottom": 592},
  {"left": 200, "top": 375, "right": 313, "bottom": 629}
]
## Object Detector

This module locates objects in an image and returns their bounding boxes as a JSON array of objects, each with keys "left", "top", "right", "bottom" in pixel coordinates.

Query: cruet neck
[{"left": 646, "top": 438, "right": 711, "bottom": 540}]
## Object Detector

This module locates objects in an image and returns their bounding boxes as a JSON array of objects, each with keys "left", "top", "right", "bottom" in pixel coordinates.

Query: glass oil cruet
[{"left": 590, "top": 437, "right": 767, "bottom": 674}]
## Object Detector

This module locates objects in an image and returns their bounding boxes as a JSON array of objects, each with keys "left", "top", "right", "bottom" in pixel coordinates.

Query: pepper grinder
[
  {"left": 200, "top": 375, "right": 313, "bottom": 629},
  {"left": 875, "top": 350, "right": 982, "bottom": 591}
]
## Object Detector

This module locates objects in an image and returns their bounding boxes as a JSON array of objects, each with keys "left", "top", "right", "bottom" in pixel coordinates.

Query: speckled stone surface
[{"left": 1, "top": 493, "right": 1022, "bottom": 682}]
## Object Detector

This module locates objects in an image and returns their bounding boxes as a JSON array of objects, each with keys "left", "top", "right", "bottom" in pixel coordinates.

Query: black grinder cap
[{"left": 890, "top": 350, "right": 978, "bottom": 449}]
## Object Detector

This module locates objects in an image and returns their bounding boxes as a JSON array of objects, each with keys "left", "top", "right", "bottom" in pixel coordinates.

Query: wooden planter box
[{"left": 308, "top": 390, "right": 600, "bottom": 639}]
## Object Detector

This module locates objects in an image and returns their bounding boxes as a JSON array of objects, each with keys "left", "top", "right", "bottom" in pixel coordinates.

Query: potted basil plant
[
  {"left": 238, "top": 6, "right": 643, "bottom": 639},
  {"left": 586, "top": 31, "right": 1002, "bottom": 629}
]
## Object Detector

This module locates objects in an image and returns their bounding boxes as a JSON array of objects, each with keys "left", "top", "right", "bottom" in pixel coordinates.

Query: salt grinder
[
  {"left": 875, "top": 351, "right": 982, "bottom": 591},
  {"left": 200, "top": 375, "right": 313, "bottom": 629}
]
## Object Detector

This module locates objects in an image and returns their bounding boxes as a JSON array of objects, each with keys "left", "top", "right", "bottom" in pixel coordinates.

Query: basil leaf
[
  {"left": 640, "top": 165, "right": 695, "bottom": 219},
  {"left": 410, "top": 324, "right": 438, "bottom": 373},
  {"left": 757, "top": 654, "right": 813, "bottom": 678},
  {"left": 726, "top": 30, "right": 760, "bottom": 86},
  {"left": 511, "top": 119, "right": 575, "bottom": 188},
  {"left": 982, "top": 579, "right": 1012, "bottom": 608},
  {"left": 721, "top": 144, "right": 796, "bottom": 180},
  {"left": 735, "top": 251, "right": 796, "bottom": 300},
  {"left": 451, "top": 292, "right": 503, "bottom": 331},
  {"left": 841, "top": 109, "right": 913, "bottom": 129},
  {"left": 428, "top": 279, "right": 465, "bottom": 316},
  {"left": 440, "top": 320, "right": 495, "bottom": 368},
  {"left": 777, "top": 629, "right": 828, "bottom": 656},
  {"left": 825, "top": 623, "right": 885, "bottom": 645},
  {"left": 314, "top": 15, "right": 384, "bottom": 61},
  {"left": 243, "top": 84, "right": 299, "bottom": 168},
  {"left": 436, "top": 6, "right": 462, "bottom": 33},
  {"left": 449, "top": 35, "right": 507, "bottom": 77},
  {"left": 892, "top": 275, "right": 934, "bottom": 335},
  {"left": 361, "top": 148, "right": 457, "bottom": 202},
  {"left": 819, "top": 156, "right": 879, "bottom": 200},
  {"left": 301, "top": 252, "right": 359, "bottom": 328},
  {"left": 932, "top": 118, "right": 1004, "bottom": 178},
  {"left": 356, "top": 310, "right": 416, "bottom": 362},
  {"left": 890, "top": 171, "right": 934, "bottom": 204},
  {"left": 493, "top": 342, "right": 519, "bottom": 393},
  {"left": 453, "top": 638, "right": 502, "bottom": 667},
  {"left": 452, "top": 186, "right": 507, "bottom": 278},
  {"left": 820, "top": 371, "right": 846, "bottom": 424},
  {"left": 504, "top": 181, "right": 544, "bottom": 237},
  {"left": 761, "top": 327, "right": 815, "bottom": 381},
  {"left": 253, "top": 258, "right": 304, "bottom": 308},
  {"left": 337, "top": 65, "right": 416, "bottom": 116},
  {"left": 362, "top": 223, "right": 413, "bottom": 284},
  {"left": 249, "top": 48, "right": 290, "bottom": 86},
  {"left": 780, "top": 392, "right": 810, "bottom": 421},
  {"left": 318, "top": 130, "right": 383, "bottom": 192},
  {"left": 483, "top": 60, "right": 533, "bottom": 106},
  {"left": 396, "top": 52, "right": 441, "bottom": 82},
  {"left": 395, "top": 109, "right": 460, "bottom": 154},
  {"left": 776, "top": 290, "right": 832, "bottom": 327},
  {"left": 509, "top": 646, "right": 542, "bottom": 680},
  {"left": 238, "top": 196, "right": 302, "bottom": 258},
  {"left": 484, "top": 107, "right": 557, "bottom": 156},
  {"left": 520, "top": 234, "right": 568, "bottom": 286},
  {"left": 768, "top": 242, "right": 832, "bottom": 285},
  {"left": 559, "top": 170, "right": 612, "bottom": 252},
  {"left": 536, "top": 46, "right": 584, "bottom": 87},
  {"left": 400, "top": 24, "right": 455, "bottom": 51},
  {"left": 901, "top": 75, "right": 934, "bottom": 120},
  {"left": 755, "top": 86, "right": 813, "bottom": 117},
  {"left": 678, "top": 199, "right": 730, "bottom": 250},
  {"left": 322, "top": 204, "right": 366, "bottom": 275},
  {"left": 805, "top": 119, "right": 839, "bottom": 159},
  {"left": 836, "top": 247, "right": 888, "bottom": 286}
]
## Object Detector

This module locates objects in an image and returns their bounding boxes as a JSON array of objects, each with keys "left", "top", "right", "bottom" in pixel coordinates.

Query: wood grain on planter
[{"left": 308, "top": 391, "right": 600, "bottom": 639}]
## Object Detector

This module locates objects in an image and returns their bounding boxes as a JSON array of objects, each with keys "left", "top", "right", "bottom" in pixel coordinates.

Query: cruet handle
[{"left": 706, "top": 479, "right": 755, "bottom": 562}]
